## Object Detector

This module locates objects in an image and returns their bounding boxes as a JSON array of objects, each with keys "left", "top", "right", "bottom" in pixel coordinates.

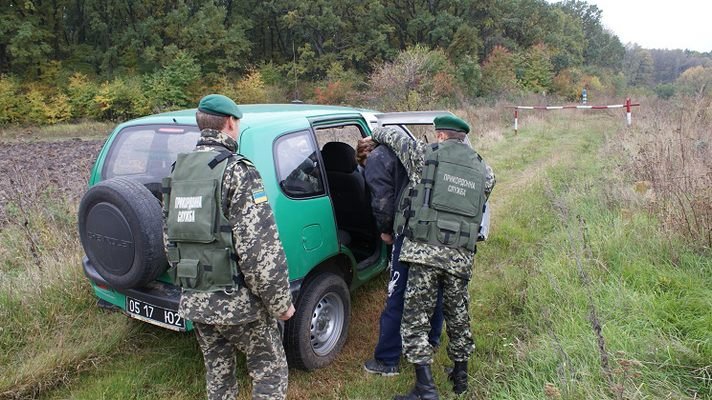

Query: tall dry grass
[
  {"left": 0, "top": 148, "right": 130, "bottom": 399},
  {"left": 617, "top": 95, "right": 712, "bottom": 249}
]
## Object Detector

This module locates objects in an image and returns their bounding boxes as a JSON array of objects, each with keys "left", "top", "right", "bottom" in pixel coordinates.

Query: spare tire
[{"left": 78, "top": 177, "right": 167, "bottom": 289}]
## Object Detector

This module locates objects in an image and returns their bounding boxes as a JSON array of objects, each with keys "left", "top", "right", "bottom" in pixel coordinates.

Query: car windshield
[{"left": 102, "top": 124, "right": 200, "bottom": 180}]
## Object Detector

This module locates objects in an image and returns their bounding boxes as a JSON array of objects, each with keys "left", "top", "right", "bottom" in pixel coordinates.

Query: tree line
[
  {"left": 0, "top": 0, "right": 710, "bottom": 124},
  {"left": 1, "top": 0, "right": 625, "bottom": 78}
]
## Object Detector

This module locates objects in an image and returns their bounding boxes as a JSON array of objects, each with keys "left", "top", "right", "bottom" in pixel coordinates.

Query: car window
[
  {"left": 314, "top": 124, "right": 364, "bottom": 151},
  {"left": 386, "top": 124, "right": 434, "bottom": 143},
  {"left": 274, "top": 131, "right": 325, "bottom": 198},
  {"left": 103, "top": 125, "right": 200, "bottom": 180}
]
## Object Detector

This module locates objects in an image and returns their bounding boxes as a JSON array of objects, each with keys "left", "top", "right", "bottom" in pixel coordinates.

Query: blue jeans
[{"left": 373, "top": 235, "right": 444, "bottom": 366}]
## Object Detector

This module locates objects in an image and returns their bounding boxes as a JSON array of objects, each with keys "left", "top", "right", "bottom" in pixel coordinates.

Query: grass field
[{"left": 0, "top": 107, "right": 709, "bottom": 400}]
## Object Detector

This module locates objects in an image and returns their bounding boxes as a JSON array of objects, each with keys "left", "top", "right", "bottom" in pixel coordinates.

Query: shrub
[
  {"left": 0, "top": 75, "right": 25, "bottom": 124},
  {"left": 516, "top": 44, "right": 554, "bottom": 93},
  {"left": 144, "top": 51, "right": 201, "bottom": 112},
  {"left": 622, "top": 97, "right": 712, "bottom": 249},
  {"left": 44, "top": 93, "right": 73, "bottom": 124},
  {"left": 551, "top": 68, "right": 605, "bottom": 102},
  {"left": 368, "top": 45, "right": 459, "bottom": 111},
  {"left": 654, "top": 83, "right": 675, "bottom": 100},
  {"left": 233, "top": 70, "right": 269, "bottom": 104},
  {"left": 259, "top": 62, "right": 286, "bottom": 87},
  {"left": 551, "top": 68, "right": 580, "bottom": 100},
  {"left": 26, "top": 85, "right": 49, "bottom": 124},
  {"left": 213, "top": 70, "right": 269, "bottom": 105},
  {"left": 675, "top": 65, "right": 712, "bottom": 98},
  {"left": 455, "top": 55, "right": 482, "bottom": 99},
  {"left": 67, "top": 73, "right": 99, "bottom": 119},
  {"left": 313, "top": 62, "right": 360, "bottom": 105},
  {"left": 314, "top": 81, "right": 352, "bottom": 105},
  {"left": 94, "top": 77, "right": 148, "bottom": 121},
  {"left": 480, "top": 46, "right": 520, "bottom": 97}
]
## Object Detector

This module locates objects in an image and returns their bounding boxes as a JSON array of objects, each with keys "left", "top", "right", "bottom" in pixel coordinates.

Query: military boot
[
  {"left": 393, "top": 363, "right": 439, "bottom": 400},
  {"left": 447, "top": 361, "right": 468, "bottom": 394}
]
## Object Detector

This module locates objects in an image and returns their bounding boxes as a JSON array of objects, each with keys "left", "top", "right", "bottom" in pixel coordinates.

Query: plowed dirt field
[{"left": 0, "top": 139, "right": 103, "bottom": 222}]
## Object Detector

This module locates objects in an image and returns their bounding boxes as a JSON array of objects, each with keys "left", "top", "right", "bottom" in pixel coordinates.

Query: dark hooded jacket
[{"left": 363, "top": 144, "right": 409, "bottom": 235}]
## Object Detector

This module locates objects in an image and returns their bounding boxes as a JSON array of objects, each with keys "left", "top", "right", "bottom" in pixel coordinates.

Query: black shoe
[
  {"left": 393, "top": 363, "right": 439, "bottom": 400},
  {"left": 364, "top": 358, "right": 400, "bottom": 376},
  {"left": 447, "top": 361, "right": 468, "bottom": 394}
]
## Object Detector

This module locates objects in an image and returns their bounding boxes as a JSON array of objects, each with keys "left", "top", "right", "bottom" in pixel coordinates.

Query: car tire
[
  {"left": 78, "top": 177, "right": 167, "bottom": 289},
  {"left": 285, "top": 272, "right": 351, "bottom": 370}
]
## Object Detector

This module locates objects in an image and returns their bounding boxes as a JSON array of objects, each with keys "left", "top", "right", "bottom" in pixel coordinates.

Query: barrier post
[
  {"left": 625, "top": 97, "right": 632, "bottom": 127},
  {"left": 509, "top": 100, "right": 638, "bottom": 132}
]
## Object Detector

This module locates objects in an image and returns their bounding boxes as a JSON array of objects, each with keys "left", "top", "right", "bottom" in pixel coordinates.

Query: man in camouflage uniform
[
  {"left": 357, "top": 135, "right": 444, "bottom": 377},
  {"left": 165, "top": 94, "right": 295, "bottom": 400},
  {"left": 366, "top": 115, "right": 495, "bottom": 399}
]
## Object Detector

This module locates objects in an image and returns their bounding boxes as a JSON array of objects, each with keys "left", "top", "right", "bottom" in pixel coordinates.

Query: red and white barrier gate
[{"left": 510, "top": 98, "right": 640, "bottom": 134}]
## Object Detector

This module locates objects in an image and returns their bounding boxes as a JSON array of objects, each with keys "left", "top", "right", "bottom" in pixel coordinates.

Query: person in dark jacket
[{"left": 357, "top": 135, "right": 444, "bottom": 376}]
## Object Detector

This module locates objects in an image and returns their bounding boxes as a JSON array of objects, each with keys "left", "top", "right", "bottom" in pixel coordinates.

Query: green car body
[{"left": 81, "top": 104, "right": 412, "bottom": 369}]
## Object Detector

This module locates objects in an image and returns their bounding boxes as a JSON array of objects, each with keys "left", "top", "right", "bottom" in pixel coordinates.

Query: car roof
[{"left": 118, "top": 104, "right": 373, "bottom": 134}]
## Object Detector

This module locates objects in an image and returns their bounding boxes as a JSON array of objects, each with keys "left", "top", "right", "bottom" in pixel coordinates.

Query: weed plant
[{"left": 617, "top": 95, "right": 711, "bottom": 249}]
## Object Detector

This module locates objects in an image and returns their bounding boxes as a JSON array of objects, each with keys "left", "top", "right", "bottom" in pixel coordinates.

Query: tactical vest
[
  {"left": 394, "top": 140, "right": 486, "bottom": 252},
  {"left": 162, "top": 150, "right": 245, "bottom": 292}
]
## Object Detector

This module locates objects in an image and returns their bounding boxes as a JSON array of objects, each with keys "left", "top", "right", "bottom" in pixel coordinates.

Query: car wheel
[
  {"left": 285, "top": 272, "right": 351, "bottom": 370},
  {"left": 78, "top": 177, "right": 167, "bottom": 289}
]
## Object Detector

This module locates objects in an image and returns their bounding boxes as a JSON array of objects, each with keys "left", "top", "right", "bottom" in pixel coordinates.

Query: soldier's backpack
[
  {"left": 162, "top": 150, "right": 245, "bottom": 292},
  {"left": 394, "top": 140, "right": 486, "bottom": 252}
]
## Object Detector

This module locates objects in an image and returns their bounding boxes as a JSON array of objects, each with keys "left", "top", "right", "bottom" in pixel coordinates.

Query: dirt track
[{"left": 0, "top": 139, "right": 103, "bottom": 222}]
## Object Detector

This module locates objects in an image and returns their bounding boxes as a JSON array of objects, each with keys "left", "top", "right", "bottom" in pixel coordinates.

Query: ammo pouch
[
  {"left": 163, "top": 150, "right": 244, "bottom": 292},
  {"left": 395, "top": 141, "right": 486, "bottom": 252}
]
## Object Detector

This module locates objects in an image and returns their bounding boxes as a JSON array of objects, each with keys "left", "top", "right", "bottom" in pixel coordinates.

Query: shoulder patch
[
  {"left": 252, "top": 188, "right": 268, "bottom": 204},
  {"left": 234, "top": 154, "right": 254, "bottom": 167}
]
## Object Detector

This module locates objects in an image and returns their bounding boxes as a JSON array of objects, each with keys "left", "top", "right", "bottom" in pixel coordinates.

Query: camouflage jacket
[
  {"left": 171, "top": 129, "right": 293, "bottom": 325},
  {"left": 372, "top": 127, "right": 495, "bottom": 280}
]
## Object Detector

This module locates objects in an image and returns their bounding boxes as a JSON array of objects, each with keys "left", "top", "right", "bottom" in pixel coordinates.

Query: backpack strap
[
  {"left": 420, "top": 145, "right": 439, "bottom": 208},
  {"left": 208, "top": 150, "right": 234, "bottom": 169}
]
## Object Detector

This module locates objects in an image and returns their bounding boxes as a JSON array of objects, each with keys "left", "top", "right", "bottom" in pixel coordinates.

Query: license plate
[{"left": 126, "top": 297, "right": 186, "bottom": 331}]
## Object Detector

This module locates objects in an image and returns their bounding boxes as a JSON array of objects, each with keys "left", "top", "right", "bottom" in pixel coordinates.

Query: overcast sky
[{"left": 554, "top": 0, "right": 712, "bottom": 52}]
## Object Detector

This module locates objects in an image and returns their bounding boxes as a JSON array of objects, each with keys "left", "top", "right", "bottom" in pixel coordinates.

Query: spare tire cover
[{"left": 78, "top": 177, "right": 167, "bottom": 289}]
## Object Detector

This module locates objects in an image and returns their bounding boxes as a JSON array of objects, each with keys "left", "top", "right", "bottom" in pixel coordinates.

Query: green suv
[{"left": 78, "top": 104, "right": 479, "bottom": 370}]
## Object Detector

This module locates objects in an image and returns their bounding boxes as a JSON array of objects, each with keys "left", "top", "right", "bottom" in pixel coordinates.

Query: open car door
[{"left": 361, "top": 110, "right": 492, "bottom": 241}]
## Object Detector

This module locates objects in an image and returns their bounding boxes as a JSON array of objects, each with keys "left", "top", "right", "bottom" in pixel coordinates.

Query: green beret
[
  {"left": 434, "top": 115, "right": 470, "bottom": 134},
  {"left": 197, "top": 94, "right": 243, "bottom": 119}
]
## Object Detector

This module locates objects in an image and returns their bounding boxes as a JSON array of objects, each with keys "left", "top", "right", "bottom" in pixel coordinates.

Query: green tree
[
  {"left": 675, "top": 65, "right": 712, "bottom": 97},
  {"left": 368, "top": 45, "right": 457, "bottom": 111},
  {"left": 500, "top": 0, "right": 556, "bottom": 51},
  {"left": 447, "top": 25, "right": 482, "bottom": 61},
  {"left": 558, "top": 0, "right": 624, "bottom": 71},
  {"left": 0, "top": 75, "right": 24, "bottom": 123},
  {"left": 144, "top": 51, "right": 201, "bottom": 112},
  {"left": 623, "top": 44, "right": 654, "bottom": 87},
  {"left": 517, "top": 44, "right": 554, "bottom": 92},
  {"left": 455, "top": 55, "right": 482, "bottom": 98},
  {"left": 1, "top": 6, "right": 52, "bottom": 78},
  {"left": 67, "top": 73, "right": 99, "bottom": 119},
  {"left": 165, "top": 1, "right": 251, "bottom": 75},
  {"left": 279, "top": 0, "right": 392, "bottom": 78},
  {"left": 480, "top": 46, "right": 519, "bottom": 96},
  {"left": 545, "top": 9, "right": 585, "bottom": 72}
]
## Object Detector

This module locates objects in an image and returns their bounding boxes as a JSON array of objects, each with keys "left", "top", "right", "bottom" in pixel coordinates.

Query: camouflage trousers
[
  {"left": 401, "top": 262, "right": 474, "bottom": 365},
  {"left": 193, "top": 316, "right": 288, "bottom": 400}
]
